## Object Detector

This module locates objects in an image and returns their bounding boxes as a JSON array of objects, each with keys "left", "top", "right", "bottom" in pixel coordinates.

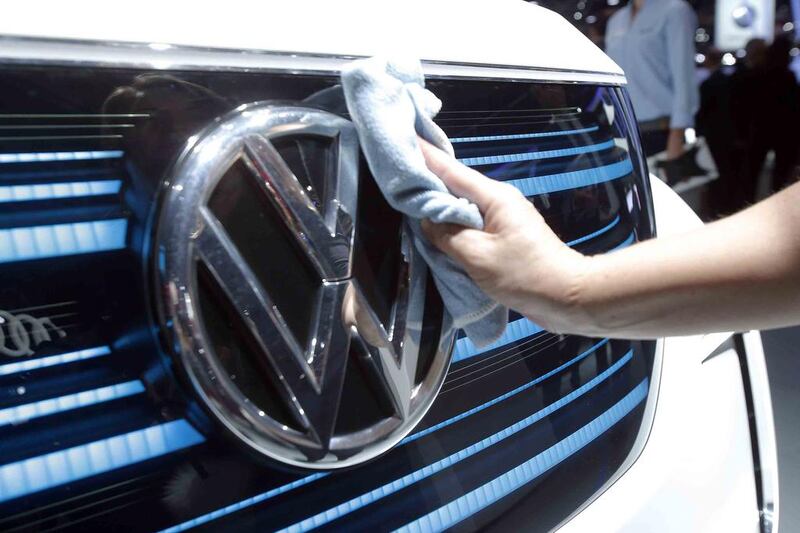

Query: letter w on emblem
[{"left": 194, "top": 116, "right": 420, "bottom": 459}]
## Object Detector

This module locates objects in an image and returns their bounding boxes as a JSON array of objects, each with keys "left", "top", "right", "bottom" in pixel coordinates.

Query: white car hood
[{"left": 0, "top": 0, "right": 623, "bottom": 77}]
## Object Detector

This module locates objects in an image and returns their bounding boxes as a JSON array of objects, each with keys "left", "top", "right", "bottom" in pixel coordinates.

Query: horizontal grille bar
[
  {"left": 278, "top": 350, "right": 634, "bottom": 533},
  {"left": 159, "top": 473, "right": 328, "bottom": 533},
  {"left": 453, "top": 317, "right": 543, "bottom": 363},
  {"left": 566, "top": 215, "right": 621, "bottom": 247},
  {"left": 0, "top": 218, "right": 127, "bottom": 263},
  {"left": 612, "top": 232, "right": 635, "bottom": 251},
  {"left": 157, "top": 337, "right": 614, "bottom": 533},
  {"left": 0, "top": 346, "right": 110, "bottom": 377},
  {"left": 0, "top": 380, "right": 144, "bottom": 427},
  {"left": 0, "top": 419, "right": 204, "bottom": 504},
  {"left": 0, "top": 150, "right": 123, "bottom": 164},
  {"left": 0, "top": 114, "right": 148, "bottom": 119},
  {"left": 395, "top": 379, "right": 649, "bottom": 533},
  {"left": 449, "top": 126, "right": 599, "bottom": 144},
  {"left": 0, "top": 135, "right": 123, "bottom": 142},
  {"left": 458, "top": 140, "right": 614, "bottom": 167},
  {"left": 438, "top": 107, "right": 581, "bottom": 117},
  {"left": 0, "top": 180, "right": 122, "bottom": 203},
  {"left": 0, "top": 124, "right": 134, "bottom": 130},
  {"left": 408, "top": 338, "right": 609, "bottom": 444},
  {"left": 508, "top": 158, "right": 633, "bottom": 196}
]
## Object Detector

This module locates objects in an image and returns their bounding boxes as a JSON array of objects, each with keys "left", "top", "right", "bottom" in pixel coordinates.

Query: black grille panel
[{"left": 0, "top": 67, "right": 656, "bottom": 532}]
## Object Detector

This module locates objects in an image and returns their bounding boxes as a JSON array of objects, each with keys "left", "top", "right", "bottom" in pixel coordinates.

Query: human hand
[{"left": 418, "top": 139, "right": 592, "bottom": 333}]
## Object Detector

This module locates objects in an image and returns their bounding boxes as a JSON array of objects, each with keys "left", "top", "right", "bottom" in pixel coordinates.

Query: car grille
[{"left": 0, "top": 66, "right": 656, "bottom": 532}]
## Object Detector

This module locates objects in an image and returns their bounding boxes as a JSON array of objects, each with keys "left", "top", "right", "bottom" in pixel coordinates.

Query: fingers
[
  {"left": 418, "top": 138, "right": 505, "bottom": 210},
  {"left": 421, "top": 219, "right": 487, "bottom": 266},
  {"left": 342, "top": 284, "right": 389, "bottom": 348}
]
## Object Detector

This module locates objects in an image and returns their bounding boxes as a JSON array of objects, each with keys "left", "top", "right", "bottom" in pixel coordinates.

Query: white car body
[{"left": 0, "top": 1, "right": 779, "bottom": 531}]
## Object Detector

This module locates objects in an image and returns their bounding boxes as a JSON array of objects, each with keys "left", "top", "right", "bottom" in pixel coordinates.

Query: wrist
[
  {"left": 522, "top": 248, "right": 597, "bottom": 336},
  {"left": 560, "top": 252, "right": 600, "bottom": 335}
]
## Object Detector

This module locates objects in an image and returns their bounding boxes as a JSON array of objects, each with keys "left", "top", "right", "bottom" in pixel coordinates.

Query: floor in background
[{"left": 761, "top": 327, "right": 800, "bottom": 533}]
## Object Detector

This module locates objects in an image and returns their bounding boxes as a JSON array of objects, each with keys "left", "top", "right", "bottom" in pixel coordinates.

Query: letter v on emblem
[{"left": 157, "top": 104, "right": 451, "bottom": 470}]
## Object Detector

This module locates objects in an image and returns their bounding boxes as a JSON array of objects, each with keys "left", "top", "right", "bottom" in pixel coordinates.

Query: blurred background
[{"left": 535, "top": 0, "right": 797, "bottom": 66}]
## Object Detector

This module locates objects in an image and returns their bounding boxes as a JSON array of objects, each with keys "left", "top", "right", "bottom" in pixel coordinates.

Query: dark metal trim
[{"left": 733, "top": 332, "right": 776, "bottom": 533}]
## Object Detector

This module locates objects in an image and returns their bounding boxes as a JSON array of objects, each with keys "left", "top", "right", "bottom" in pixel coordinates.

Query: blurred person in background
[
  {"left": 605, "top": 0, "right": 699, "bottom": 167},
  {"left": 738, "top": 38, "right": 768, "bottom": 74},
  {"left": 741, "top": 37, "right": 800, "bottom": 195},
  {"left": 696, "top": 49, "right": 741, "bottom": 217},
  {"left": 727, "top": 38, "right": 769, "bottom": 212}
]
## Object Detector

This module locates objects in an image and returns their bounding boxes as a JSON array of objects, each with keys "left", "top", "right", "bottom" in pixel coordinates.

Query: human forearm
[
  {"left": 563, "top": 185, "right": 800, "bottom": 338},
  {"left": 666, "top": 128, "right": 685, "bottom": 159},
  {"left": 420, "top": 140, "right": 800, "bottom": 340}
]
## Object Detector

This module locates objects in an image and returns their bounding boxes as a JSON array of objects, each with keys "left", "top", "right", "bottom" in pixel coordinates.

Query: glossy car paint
[{"left": 0, "top": 0, "right": 623, "bottom": 82}]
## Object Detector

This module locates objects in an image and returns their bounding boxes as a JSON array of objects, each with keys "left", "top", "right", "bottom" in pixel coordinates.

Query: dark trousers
[
  {"left": 640, "top": 129, "right": 669, "bottom": 158},
  {"left": 707, "top": 138, "right": 747, "bottom": 217},
  {"left": 746, "top": 137, "right": 800, "bottom": 194}
]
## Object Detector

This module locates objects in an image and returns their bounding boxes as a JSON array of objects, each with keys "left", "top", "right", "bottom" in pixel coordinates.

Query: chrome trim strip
[
  {"left": 0, "top": 35, "right": 628, "bottom": 85},
  {"left": 739, "top": 331, "right": 780, "bottom": 533}
]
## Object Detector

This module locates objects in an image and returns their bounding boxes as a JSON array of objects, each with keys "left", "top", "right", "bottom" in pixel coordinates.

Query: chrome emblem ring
[{"left": 155, "top": 104, "right": 452, "bottom": 470}]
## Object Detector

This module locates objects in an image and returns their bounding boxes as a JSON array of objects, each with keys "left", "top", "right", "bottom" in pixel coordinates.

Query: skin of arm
[
  {"left": 666, "top": 128, "right": 685, "bottom": 160},
  {"left": 418, "top": 140, "right": 800, "bottom": 340}
]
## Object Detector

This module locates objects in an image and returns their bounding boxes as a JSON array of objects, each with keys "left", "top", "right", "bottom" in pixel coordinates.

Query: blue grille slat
[
  {"left": 157, "top": 338, "right": 613, "bottom": 533},
  {"left": 0, "top": 150, "right": 123, "bottom": 164},
  {"left": 404, "top": 338, "right": 609, "bottom": 445},
  {"left": 458, "top": 140, "right": 614, "bottom": 167},
  {"left": 0, "top": 346, "right": 111, "bottom": 377},
  {"left": 612, "top": 232, "right": 635, "bottom": 251},
  {"left": 0, "top": 180, "right": 122, "bottom": 203},
  {"left": 452, "top": 317, "right": 543, "bottom": 363},
  {"left": 0, "top": 419, "right": 204, "bottom": 504},
  {"left": 394, "top": 380, "right": 649, "bottom": 533},
  {"left": 508, "top": 158, "right": 633, "bottom": 196},
  {"left": 277, "top": 350, "right": 634, "bottom": 533},
  {"left": 449, "top": 126, "right": 599, "bottom": 144},
  {"left": 159, "top": 473, "right": 329, "bottom": 533},
  {"left": 565, "top": 215, "right": 621, "bottom": 247},
  {"left": 0, "top": 218, "right": 127, "bottom": 263},
  {"left": 0, "top": 380, "right": 145, "bottom": 427}
]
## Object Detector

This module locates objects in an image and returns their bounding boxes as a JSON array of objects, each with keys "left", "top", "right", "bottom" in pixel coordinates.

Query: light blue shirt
[{"left": 606, "top": 0, "right": 699, "bottom": 129}]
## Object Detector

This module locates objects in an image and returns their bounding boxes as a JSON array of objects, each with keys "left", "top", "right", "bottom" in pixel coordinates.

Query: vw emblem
[{"left": 155, "top": 104, "right": 452, "bottom": 470}]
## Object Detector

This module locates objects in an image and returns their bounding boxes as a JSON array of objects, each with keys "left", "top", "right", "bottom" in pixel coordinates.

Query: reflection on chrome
[{"left": 156, "top": 104, "right": 452, "bottom": 470}]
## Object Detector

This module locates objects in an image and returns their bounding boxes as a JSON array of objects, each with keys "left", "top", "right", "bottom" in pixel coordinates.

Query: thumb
[
  {"left": 418, "top": 138, "right": 501, "bottom": 211},
  {"left": 421, "top": 219, "right": 485, "bottom": 267}
]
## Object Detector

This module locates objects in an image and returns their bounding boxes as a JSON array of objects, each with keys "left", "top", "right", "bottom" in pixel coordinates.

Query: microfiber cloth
[{"left": 341, "top": 57, "right": 508, "bottom": 347}]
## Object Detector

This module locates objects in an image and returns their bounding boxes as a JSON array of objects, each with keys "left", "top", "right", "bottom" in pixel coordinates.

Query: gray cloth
[{"left": 341, "top": 57, "right": 507, "bottom": 347}]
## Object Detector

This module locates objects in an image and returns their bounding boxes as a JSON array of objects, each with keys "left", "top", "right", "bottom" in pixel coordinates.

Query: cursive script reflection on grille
[{"left": 0, "top": 310, "right": 67, "bottom": 357}]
